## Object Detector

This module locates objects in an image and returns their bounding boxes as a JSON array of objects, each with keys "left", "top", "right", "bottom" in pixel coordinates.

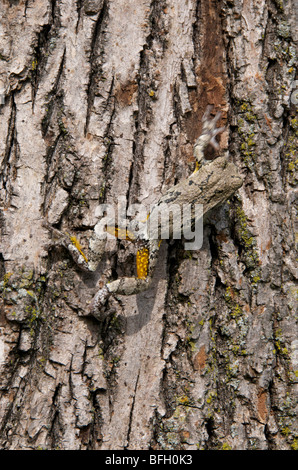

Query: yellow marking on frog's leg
[
  {"left": 91, "top": 239, "right": 161, "bottom": 315},
  {"left": 139, "top": 211, "right": 151, "bottom": 224},
  {"left": 106, "top": 225, "right": 136, "bottom": 241},
  {"left": 136, "top": 247, "right": 149, "bottom": 279},
  {"left": 193, "top": 161, "right": 200, "bottom": 173},
  {"left": 68, "top": 234, "right": 88, "bottom": 263}
]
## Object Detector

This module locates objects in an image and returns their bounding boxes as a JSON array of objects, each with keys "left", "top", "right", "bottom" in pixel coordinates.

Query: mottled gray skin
[{"left": 44, "top": 107, "right": 243, "bottom": 318}]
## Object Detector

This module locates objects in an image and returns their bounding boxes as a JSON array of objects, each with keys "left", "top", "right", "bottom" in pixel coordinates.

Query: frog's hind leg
[
  {"left": 90, "top": 239, "right": 161, "bottom": 318},
  {"left": 43, "top": 220, "right": 105, "bottom": 272}
]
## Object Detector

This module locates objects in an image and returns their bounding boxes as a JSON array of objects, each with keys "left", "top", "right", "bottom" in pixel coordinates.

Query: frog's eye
[{"left": 136, "top": 248, "right": 149, "bottom": 280}]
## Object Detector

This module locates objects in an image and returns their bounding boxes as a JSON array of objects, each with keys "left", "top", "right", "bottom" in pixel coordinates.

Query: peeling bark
[{"left": 0, "top": 0, "right": 297, "bottom": 450}]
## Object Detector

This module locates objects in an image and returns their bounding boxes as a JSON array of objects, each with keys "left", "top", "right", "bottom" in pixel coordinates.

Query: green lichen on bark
[
  {"left": 236, "top": 101, "right": 258, "bottom": 170},
  {"left": 232, "top": 201, "right": 261, "bottom": 286}
]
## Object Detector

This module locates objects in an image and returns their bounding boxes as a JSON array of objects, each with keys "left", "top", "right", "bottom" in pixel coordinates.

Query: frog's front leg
[{"left": 90, "top": 239, "right": 161, "bottom": 319}]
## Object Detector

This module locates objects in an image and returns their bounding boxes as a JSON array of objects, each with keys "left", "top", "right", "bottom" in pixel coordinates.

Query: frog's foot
[
  {"left": 89, "top": 285, "right": 111, "bottom": 320},
  {"left": 42, "top": 219, "right": 70, "bottom": 247}
]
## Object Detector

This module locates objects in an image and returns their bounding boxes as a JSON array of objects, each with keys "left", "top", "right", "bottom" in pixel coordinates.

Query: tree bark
[{"left": 0, "top": 0, "right": 297, "bottom": 450}]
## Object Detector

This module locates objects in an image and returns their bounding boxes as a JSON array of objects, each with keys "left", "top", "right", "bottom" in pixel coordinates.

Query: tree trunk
[{"left": 0, "top": 0, "right": 297, "bottom": 450}]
